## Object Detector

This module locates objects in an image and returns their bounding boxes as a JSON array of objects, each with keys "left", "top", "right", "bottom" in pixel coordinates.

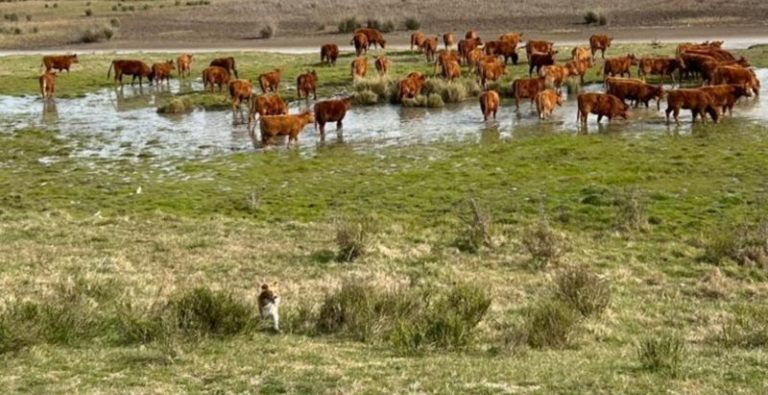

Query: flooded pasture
[{"left": 1, "top": 69, "right": 766, "bottom": 161}]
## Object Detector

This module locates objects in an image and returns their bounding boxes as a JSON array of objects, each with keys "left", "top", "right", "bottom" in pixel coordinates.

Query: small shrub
[
  {"left": 25, "top": 14, "right": 31, "bottom": 21},
  {"left": 366, "top": 19, "right": 380, "bottom": 30},
  {"left": 260, "top": 24, "right": 275, "bottom": 39},
  {"left": 719, "top": 304, "right": 768, "bottom": 348},
  {"left": 702, "top": 219, "right": 768, "bottom": 268},
  {"left": 554, "top": 265, "right": 610, "bottom": 317},
  {"left": 103, "top": 28, "right": 114, "bottom": 40},
  {"left": 114, "top": 303, "right": 167, "bottom": 345},
  {"left": 521, "top": 220, "right": 569, "bottom": 268},
  {"left": 380, "top": 20, "right": 395, "bottom": 33},
  {"left": 455, "top": 198, "right": 493, "bottom": 253},
  {"left": 110, "top": 18, "right": 120, "bottom": 27},
  {"left": 79, "top": 28, "right": 104, "bottom": 43},
  {"left": 175, "top": 0, "right": 181, "bottom": 5},
  {"left": 334, "top": 216, "right": 376, "bottom": 262},
  {"left": 30, "top": 27, "right": 39, "bottom": 34},
  {"left": 427, "top": 93, "right": 444, "bottom": 108},
  {"left": 12, "top": 27, "right": 21, "bottom": 35},
  {"left": 157, "top": 97, "right": 194, "bottom": 114},
  {"left": 352, "top": 89, "right": 379, "bottom": 105},
  {"left": 584, "top": 11, "right": 598, "bottom": 25},
  {"left": 404, "top": 17, "right": 420, "bottom": 31},
  {"left": 142, "top": 4, "right": 150, "bottom": 10},
  {"left": 53, "top": 3, "right": 58, "bottom": 8},
  {"left": 112, "top": 5, "right": 117, "bottom": 11},
  {"left": 170, "top": 287, "right": 256, "bottom": 337},
  {"left": 84, "top": 9, "right": 93, "bottom": 17},
  {"left": 598, "top": 14, "right": 608, "bottom": 26},
  {"left": 4, "top": 13, "right": 19, "bottom": 22},
  {"left": 338, "top": 17, "right": 360, "bottom": 34},
  {"left": 614, "top": 189, "right": 650, "bottom": 232},
  {"left": 521, "top": 300, "right": 579, "bottom": 349},
  {"left": 402, "top": 95, "right": 428, "bottom": 107},
  {"left": 637, "top": 334, "right": 685, "bottom": 375},
  {"left": 45, "top": 4, "right": 49, "bottom": 8}
]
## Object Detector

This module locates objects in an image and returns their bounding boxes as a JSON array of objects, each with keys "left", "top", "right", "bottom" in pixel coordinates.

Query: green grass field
[{"left": 1, "top": 43, "right": 768, "bottom": 393}]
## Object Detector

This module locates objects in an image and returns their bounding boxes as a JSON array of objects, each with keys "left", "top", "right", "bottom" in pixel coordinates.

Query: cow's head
[
  {"left": 607, "top": 37, "right": 614, "bottom": 46},
  {"left": 70, "top": 54, "right": 79, "bottom": 63},
  {"left": 380, "top": 39, "right": 387, "bottom": 49}
]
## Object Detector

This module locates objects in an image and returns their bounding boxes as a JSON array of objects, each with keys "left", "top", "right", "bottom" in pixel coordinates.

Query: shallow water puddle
[{"left": 1, "top": 69, "right": 766, "bottom": 161}]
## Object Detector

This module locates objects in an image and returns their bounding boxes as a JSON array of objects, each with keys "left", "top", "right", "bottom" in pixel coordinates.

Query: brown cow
[
  {"left": 248, "top": 94, "right": 289, "bottom": 132},
  {"left": 296, "top": 70, "right": 318, "bottom": 100},
  {"left": 420, "top": 36, "right": 439, "bottom": 62},
  {"left": 700, "top": 84, "right": 752, "bottom": 116},
  {"left": 210, "top": 57, "right": 238, "bottom": 79},
  {"left": 567, "top": 59, "right": 592, "bottom": 85},
  {"left": 466, "top": 48, "right": 485, "bottom": 73},
  {"left": 511, "top": 76, "right": 546, "bottom": 110},
  {"left": 151, "top": 60, "right": 175, "bottom": 86},
  {"left": 352, "top": 32, "right": 369, "bottom": 57},
  {"left": 351, "top": 57, "right": 368, "bottom": 78},
  {"left": 42, "top": 54, "right": 78, "bottom": 73},
  {"left": 433, "top": 50, "right": 461, "bottom": 75},
  {"left": 314, "top": 97, "right": 353, "bottom": 140},
  {"left": 571, "top": 46, "right": 592, "bottom": 63},
  {"left": 353, "top": 28, "right": 386, "bottom": 49},
  {"left": 677, "top": 41, "right": 724, "bottom": 56},
  {"left": 606, "top": 77, "right": 664, "bottom": 109},
  {"left": 411, "top": 31, "right": 426, "bottom": 52},
  {"left": 637, "top": 57, "right": 684, "bottom": 83},
  {"left": 375, "top": 55, "right": 390, "bottom": 76},
  {"left": 202, "top": 66, "right": 231, "bottom": 92},
  {"left": 479, "top": 90, "right": 500, "bottom": 121},
  {"left": 398, "top": 73, "right": 427, "bottom": 101},
  {"left": 713, "top": 65, "right": 760, "bottom": 96},
  {"left": 589, "top": 34, "right": 613, "bottom": 59},
  {"left": 321, "top": 44, "right": 339, "bottom": 66},
  {"left": 258, "top": 111, "right": 315, "bottom": 147},
  {"left": 176, "top": 54, "right": 193, "bottom": 78},
  {"left": 577, "top": 93, "right": 629, "bottom": 123},
  {"left": 458, "top": 38, "right": 483, "bottom": 65},
  {"left": 528, "top": 51, "right": 556, "bottom": 76},
  {"left": 535, "top": 89, "right": 563, "bottom": 120},
  {"left": 443, "top": 32, "right": 454, "bottom": 50},
  {"left": 440, "top": 59, "right": 461, "bottom": 81},
  {"left": 39, "top": 72, "right": 56, "bottom": 99},
  {"left": 665, "top": 89, "right": 720, "bottom": 125},
  {"left": 108, "top": 59, "right": 152, "bottom": 86},
  {"left": 259, "top": 69, "right": 281, "bottom": 94},
  {"left": 499, "top": 32, "right": 523, "bottom": 46},
  {"left": 600, "top": 54, "right": 638, "bottom": 80},
  {"left": 478, "top": 60, "right": 506, "bottom": 87},
  {"left": 486, "top": 40, "right": 518, "bottom": 64},
  {"left": 466, "top": 30, "right": 479, "bottom": 40},
  {"left": 525, "top": 40, "right": 554, "bottom": 62},
  {"left": 540, "top": 64, "right": 573, "bottom": 88},
  {"left": 229, "top": 79, "right": 253, "bottom": 122}
]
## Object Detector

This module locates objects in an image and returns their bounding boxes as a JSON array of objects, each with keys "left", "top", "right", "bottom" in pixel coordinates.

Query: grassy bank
[{"left": 1, "top": 118, "right": 768, "bottom": 391}]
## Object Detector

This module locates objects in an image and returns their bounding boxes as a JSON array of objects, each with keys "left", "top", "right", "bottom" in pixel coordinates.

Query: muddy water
[{"left": 1, "top": 69, "right": 766, "bottom": 161}]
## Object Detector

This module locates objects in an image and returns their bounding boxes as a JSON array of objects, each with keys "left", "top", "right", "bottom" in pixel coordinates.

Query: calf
[
  {"left": 600, "top": 54, "right": 638, "bottom": 80},
  {"left": 637, "top": 57, "right": 683, "bottom": 84},
  {"left": 528, "top": 51, "right": 556, "bottom": 76},
  {"left": 665, "top": 89, "right": 720, "bottom": 125},
  {"left": 210, "top": 57, "right": 238, "bottom": 79},
  {"left": 151, "top": 60, "right": 175, "bottom": 86},
  {"left": 606, "top": 77, "right": 664, "bottom": 109},
  {"left": 511, "top": 76, "right": 546, "bottom": 109},
  {"left": 314, "top": 97, "right": 353, "bottom": 140},
  {"left": 577, "top": 93, "right": 629, "bottom": 123},
  {"left": 567, "top": 58, "right": 592, "bottom": 85},
  {"left": 248, "top": 94, "right": 289, "bottom": 132},
  {"left": 499, "top": 32, "right": 523, "bottom": 46},
  {"left": 176, "top": 54, "right": 193, "bottom": 78},
  {"left": 352, "top": 32, "right": 369, "bottom": 57},
  {"left": 398, "top": 73, "right": 427, "bottom": 101},
  {"left": 321, "top": 44, "right": 339, "bottom": 66},
  {"left": 259, "top": 111, "right": 315, "bottom": 147},
  {"left": 478, "top": 60, "right": 506, "bottom": 87},
  {"left": 202, "top": 66, "right": 231, "bottom": 92},
  {"left": 479, "top": 90, "right": 500, "bottom": 121},
  {"left": 351, "top": 57, "right": 368, "bottom": 78},
  {"left": 700, "top": 84, "right": 752, "bottom": 116},
  {"left": 466, "top": 30, "right": 479, "bottom": 40},
  {"left": 441, "top": 59, "right": 461, "bottom": 81},
  {"left": 108, "top": 59, "right": 152, "bottom": 86},
  {"left": 571, "top": 46, "right": 592, "bottom": 63},
  {"left": 433, "top": 50, "right": 460, "bottom": 75},
  {"left": 42, "top": 54, "right": 78, "bottom": 73},
  {"left": 589, "top": 34, "right": 613, "bottom": 59},
  {"left": 443, "top": 32, "right": 454, "bottom": 49},
  {"left": 458, "top": 38, "right": 483, "bottom": 65},
  {"left": 535, "top": 89, "right": 563, "bottom": 119},
  {"left": 39, "top": 72, "right": 56, "bottom": 99},
  {"left": 420, "top": 36, "right": 439, "bottom": 62},
  {"left": 296, "top": 70, "right": 318, "bottom": 100},
  {"left": 540, "top": 64, "right": 573, "bottom": 88},
  {"left": 229, "top": 79, "right": 253, "bottom": 123},
  {"left": 375, "top": 55, "right": 390, "bottom": 76},
  {"left": 259, "top": 69, "right": 281, "bottom": 94}
]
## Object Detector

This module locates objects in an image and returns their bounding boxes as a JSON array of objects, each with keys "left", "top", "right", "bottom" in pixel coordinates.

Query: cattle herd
[{"left": 36, "top": 29, "right": 762, "bottom": 147}]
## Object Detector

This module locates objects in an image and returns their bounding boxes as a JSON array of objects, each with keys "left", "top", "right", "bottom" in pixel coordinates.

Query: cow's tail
[{"left": 107, "top": 61, "right": 114, "bottom": 79}]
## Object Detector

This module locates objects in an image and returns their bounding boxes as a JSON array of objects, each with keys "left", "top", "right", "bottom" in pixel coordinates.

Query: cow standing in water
[
  {"left": 314, "top": 97, "right": 353, "bottom": 141},
  {"left": 39, "top": 72, "right": 56, "bottom": 99},
  {"left": 176, "top": 54, "right": 193, "bottom": 78},
  {"left": 107, "top": 59, "right": 152, "bottom": 87},
  {"left": 210, "top": 57, "right": 239, "bottom": 79}
]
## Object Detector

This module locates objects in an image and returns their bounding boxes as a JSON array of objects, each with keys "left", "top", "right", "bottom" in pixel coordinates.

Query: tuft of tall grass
[
  {"left": 521, "top": 219, "right": 569, "bottom": 268},
  {"left": 454, "top": 198, "right": 494, "bottom": 253},
  {"left": 614, "top": 188, "right": 650, "bottom": 232},
  {"left": 554, "top": 265, "right": 611, "bottom": 318},
  {"left": 170, "top": 287, "right": 257, "bottom": 337},
  {"left": 719, "top": 304, "right": 768, "bottom": 348},
  {"left": 334, "top": 216, "right": 376, "bottom": 262},
  {"left": 637, "top": 333, "right": 685, "bottom": 375},
  {"left": 518, "top": 299, "right": 579, "bottom": 349},
  {"left": 702, "top": 218, "right": 768, "bottom": 268}
]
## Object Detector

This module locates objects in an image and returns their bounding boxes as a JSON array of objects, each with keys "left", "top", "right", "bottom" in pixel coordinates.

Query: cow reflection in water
[
  {"left": 480, "top": 124, "right": 501, "bottom": 144},
  {"left": 112, "top": 85, "right": 151, "bottom": 112},
  {"left": 41, "top": 99, "right": 58, "bottom": 125}
]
